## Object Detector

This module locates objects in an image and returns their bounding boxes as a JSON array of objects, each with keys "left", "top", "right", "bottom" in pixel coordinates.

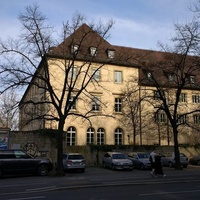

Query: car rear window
[
  {"left": 112, "top": 154, "right": 126, "bottom": 159},
  {"left": 68, "top": 155, "right": 84, "bottom": 160},
  {"left": 138, "top": 153, "right": 149, "bottom": 159}
]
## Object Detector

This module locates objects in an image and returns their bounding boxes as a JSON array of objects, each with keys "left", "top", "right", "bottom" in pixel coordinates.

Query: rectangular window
[
  {"left": 192, "top": 95, "right": 200, "bottom": 103},
  {"left": 154, "top": 91, "right": 160, "bottom": 100},
  {"left": 115, "top": 98, "right": 122, "bottom": 112},
  {"left": 92, "top": 96, "right": 101, "bottom": 111},
  {"left": 180, "top": 93, "right": 187, "bottom": 102},
  {"left": 114, "top": 71, "right": 122, "bottom": 83},
  {"left": 194, "top": 115, "right": 200, "bottom": 124},
  {"left": 68, "top": 65, "right": 77, "bottom": 80},
  {"left": 155, "top": 112, "right": 166, "bottom": 123},
  {"left": 92, "top": 68, "right": 100, "bottom": 81},
  {"left": 68, "top": 96, "right": 76, "bottom": 110},
  {"left": 177, "top": 114, "right": 187, "bottom": 124},
  {"left": 153, "top": 90, "right": 165, "bottom": 100},
  {"left": 67, "top": 132, "right": 76, "bottom": 146},
  {"left": 97, "top": 128, "right": 105, "bottom": 145},
  {"left": 87, "top": 128, "right": 94, "bottom": 145}
]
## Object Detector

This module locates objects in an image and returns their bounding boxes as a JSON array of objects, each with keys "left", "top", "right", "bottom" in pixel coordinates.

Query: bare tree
[
  {"left": 0, "top": 89, "right": 19, "bottom": 130},
  {"left": 0, "top": 4, "right": 114, "bottom": 175},
  {"left": 139, "top": 14, "right": 200, "bottom": 169}
]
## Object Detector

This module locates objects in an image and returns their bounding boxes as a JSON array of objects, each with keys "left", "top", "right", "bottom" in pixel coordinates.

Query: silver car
[
  {"left": 63, "top": 153, "right": 86, "bottom": 172},
  {"left": 102, "top": 152, "right": 133, "bottom": 170},
  {"left": 127, "top": 152, "right": 151, "bottom": 170},
  {"left": 161, "top": 152, "right": 189, "bottom": 168}
]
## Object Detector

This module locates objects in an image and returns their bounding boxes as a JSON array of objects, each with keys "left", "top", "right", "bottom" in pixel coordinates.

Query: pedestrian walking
[
  {"left": 149, "top": 149, "right": 156, "bottom": 177},
  {"left": 154, "top": 153, "right": 166, "bottom": 177}
]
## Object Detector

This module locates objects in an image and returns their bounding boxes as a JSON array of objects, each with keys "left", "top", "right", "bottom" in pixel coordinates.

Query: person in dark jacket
[{"left": 154, "top": 154, "right": 166, "bottom": 177}]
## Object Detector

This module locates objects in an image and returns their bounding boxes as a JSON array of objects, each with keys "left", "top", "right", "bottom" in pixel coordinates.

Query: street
[{"left": 0, "top": 165, "right": 200, "bottom": 200}]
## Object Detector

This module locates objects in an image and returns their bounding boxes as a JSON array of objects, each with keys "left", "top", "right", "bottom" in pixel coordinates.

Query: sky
[{"left": 0, "top": 0, "right": 196, "bottom": 51}]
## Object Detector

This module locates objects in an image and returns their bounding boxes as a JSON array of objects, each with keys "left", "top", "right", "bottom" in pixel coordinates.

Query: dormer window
[
  {"left": 107, "top": 50, "right": 115, "bottom": 59},
  {"left": 168, "top": 73, "right": 174, "bottom": 81},
  {"left": 90, "top": 47, "right": 97, "bottom": 56},
  {"left": 190, "top": 75, "right": 195, "bottom": 84},
  {"left": 147, "top": 72, "right": 152, "bottom": 79},
  {"left": 71, "top": 44, "right": 79, "bottom": 54}
]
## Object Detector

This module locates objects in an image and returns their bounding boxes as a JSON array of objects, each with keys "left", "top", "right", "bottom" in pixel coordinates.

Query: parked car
[
  {"left": 0, "top": 149, "right": 53, "bottom": 177},
  {"left": 127, "top": 152, "right": 151, "bottom": 170},
  {"left": 161, "top": 152, "right": 189, "bottom": 168},
  {"left": 102, "top": 152, "right": 133, "bottom": 170},
  {"left": 63, "top": 153, "right": 86, "bottom": 172},
  {"left": 189, "top": 155, "right": 200, "bottom": 166}
]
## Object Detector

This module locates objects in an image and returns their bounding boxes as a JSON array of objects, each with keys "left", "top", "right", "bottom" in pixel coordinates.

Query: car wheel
[
  {"left": 197, "top": 160, "right": 200, "bottom": 166},
  {"left": 183, "top": 165, "right": 188, "bottom": 168},
  {"left": 140, "top": 163, "right": 145, "bottom": 170},
  {"left": 112, "top": 164, "right": 115, "bottom": 170},
  {"left": 103, "top": 162, "right": 107, "bottom": 168},
  {"left": 37, "top": 164, "right": 49, "bottom": 176},
  {"left": 169, "top": 162, "right": 173, "bottom": 168}
]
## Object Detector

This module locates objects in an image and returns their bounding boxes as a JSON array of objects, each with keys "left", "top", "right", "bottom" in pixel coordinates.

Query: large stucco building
[{"left": 19, "top": 23, "right": 200, "bottom": 147}]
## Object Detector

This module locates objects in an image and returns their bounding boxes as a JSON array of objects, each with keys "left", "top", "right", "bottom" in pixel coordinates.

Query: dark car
[
  {"left": 0, "top": 149, "right": 53, "bottom": 177},
  {"left": 189, "top": 155, "right": 200, "bottom": 166},
  {"left": 102, "top": 152, "right": 133, "bottom": 170},
  {"left": 127, "top": 152, "right": 151, "bottom": 170},
  {"left": 63, "top": 153, "right": 86, "bottom": 172}
]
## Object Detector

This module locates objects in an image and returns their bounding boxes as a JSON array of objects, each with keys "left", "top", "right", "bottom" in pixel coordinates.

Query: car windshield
[
  {"left": 68, "top": 155, "right": 84, "bottom": 160},
  {"left": 138, "top": 153, "right": 149, "bottom": 159},
  {"left": 112, "top": 154, "right": 126, "bottom": 159}
]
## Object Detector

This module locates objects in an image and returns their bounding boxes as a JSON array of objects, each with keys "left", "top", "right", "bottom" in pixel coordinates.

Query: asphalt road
[{"left": 0, "top": 165, "right": 200, "bottom": 200}]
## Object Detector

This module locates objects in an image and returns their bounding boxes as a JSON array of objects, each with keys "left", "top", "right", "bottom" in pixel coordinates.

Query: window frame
[
  {"left": 68, "top": 96, "right": 76, "bottom": 110},
  {"left": 155, "top": 112, "right": 166, "bottom": 123},
  {"left": 189, "top": 75, "right": 195, "bottom": 84},
  {"left": 87, "top": 127, "right": 94, "bottom": 145},
  {"left": 107, "top": 50, "right": 115, "bottom": 58},
  {"left": 68, "top": 65, "right": 77, "bottom": 80},
  {"left": 114, "top": 128, "right": 123, "bottom": 145},
  {"left": 91, "top": 96, "right": 101, "bottom": 111},
  {"left": 193, "top": 115, "right": 200, "bottom": 124},
  {"left": 90, "top": 47, "right": 97, "bottom": 56},
  {"left": 114, "top": 98, "right": 122, "bottom": 113},
  {"left": 67, "top": 127, "right": 76, "bottom": 146},
  {"left": 192, "top": 95, "right": 200, "bottom": 103},
  {"left": 114, "top": 71, "right": 122, "bottom": 83},
  {"left": 179, "top": 93, "right": 187, "bottom": 103},
  {"left": 92, "top": 68, "right": 101, "bottom": 81},
  {"left": 71, "top": 44, "right": 79, "bottom": 54},
  {"left": 97, "top": 128, "right": 105, "bottom": 145}
]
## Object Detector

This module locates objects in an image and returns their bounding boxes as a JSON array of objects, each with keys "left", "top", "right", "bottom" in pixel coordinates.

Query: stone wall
[{"left": 9, "top": 131, "right": 200, "bottom": 167}]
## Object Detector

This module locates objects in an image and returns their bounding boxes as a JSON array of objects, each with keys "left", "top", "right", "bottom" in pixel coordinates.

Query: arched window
[
  {"left": 87, "top": 127, "right": 94, "bottom": 145},
  {"left": 67, "top": 126, "right": 76, "bottom": 146},
  {"left": 97, "top": 128, "right": 105, "bottom": 145},
  {"left": 114, "top": 128, "right": 123, "bottom": 145}
]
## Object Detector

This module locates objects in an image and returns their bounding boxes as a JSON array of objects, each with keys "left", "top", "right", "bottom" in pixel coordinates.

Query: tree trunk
[
  {"left": 55, "top": 120, "right": 65, "bottom": 176},
  {"left": 173, "top": 126, "right": 182, "bottom": 170}
]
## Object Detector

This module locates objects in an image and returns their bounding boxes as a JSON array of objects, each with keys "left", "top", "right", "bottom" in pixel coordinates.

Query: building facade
[{"left": 19, "top": 24, "right": 200, "bottom": 147}]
